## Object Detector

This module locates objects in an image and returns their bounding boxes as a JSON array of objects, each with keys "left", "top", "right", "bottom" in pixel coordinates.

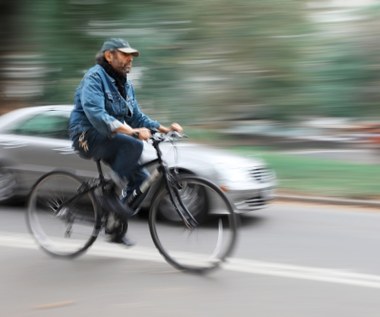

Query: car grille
[
  {"left": 249, "top": 167, "right": 273, "bottom": 183},
  {"left": 235, "top": 196, "right": 267, "bottom": 211}
]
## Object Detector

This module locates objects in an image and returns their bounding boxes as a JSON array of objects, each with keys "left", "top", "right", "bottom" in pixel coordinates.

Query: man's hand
[
  {"left": 159, "top": 123, "right": 183, "bottom": 134},
  {"left": 133, "top": 127, "right": 151, "bottom": 140},
  {"left": 170, "top": 123, "right": 183, "bottom": 133},
  {"left": 115, "top": 124, "right": 151, "bottom": 140}
]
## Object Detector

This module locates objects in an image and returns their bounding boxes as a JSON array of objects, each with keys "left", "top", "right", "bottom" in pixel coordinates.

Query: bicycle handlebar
[{"left": 150, "top": 130, "right": 186, "bottom": 143}]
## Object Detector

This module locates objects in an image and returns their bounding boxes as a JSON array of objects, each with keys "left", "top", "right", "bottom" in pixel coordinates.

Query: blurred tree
[
  {"left": 305, "top": 1, "right": 380, "bottom": 119},
  {"left": 307, "top": 41, "right": 369, "bottom": 118},
  {"left": 19, "top": 0, "right": 189, "bottom": 123},
  {"left": 173, "top": 0, "right": 315, "bottom": 121},
  {"left": 356, "top": 3, "right": 380, "bottom": 118},
  {"left": 0, "top": 0, "right": 24, "bottom": 110},
  {"left": 1, "top": 0, "right": 379, "bottom": 124},
  {"left": 25, "top": 0, "right": 129, "bottom": 102}
]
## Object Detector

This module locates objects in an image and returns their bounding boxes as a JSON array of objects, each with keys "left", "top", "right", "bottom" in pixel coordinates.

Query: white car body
[{"left": 0, "top": 105, "right": 276, "bottom": 214}]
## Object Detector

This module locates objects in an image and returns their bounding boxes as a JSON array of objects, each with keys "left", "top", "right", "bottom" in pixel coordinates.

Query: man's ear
[{"left": 104, "top": 51, "right": 113, "bottom": 63}]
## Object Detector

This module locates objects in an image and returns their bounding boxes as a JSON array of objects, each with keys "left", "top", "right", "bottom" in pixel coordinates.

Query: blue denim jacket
[{"left": 69, "top": 64, "right": 160, "bottom": 139}]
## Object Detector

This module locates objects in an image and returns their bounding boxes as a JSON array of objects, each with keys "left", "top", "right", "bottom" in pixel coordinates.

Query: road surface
[{"left": 1, "top": 201, "right": 380, "bottom": 317}]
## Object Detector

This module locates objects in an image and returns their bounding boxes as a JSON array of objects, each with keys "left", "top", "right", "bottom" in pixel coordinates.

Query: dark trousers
[{"left": 73, "top": 128, "right": 148, "bottom": 193}]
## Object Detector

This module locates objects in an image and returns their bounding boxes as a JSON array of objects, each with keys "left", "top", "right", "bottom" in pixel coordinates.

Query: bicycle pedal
[{"left": 102, "top": 194, "right": 135, "bottom": 220}]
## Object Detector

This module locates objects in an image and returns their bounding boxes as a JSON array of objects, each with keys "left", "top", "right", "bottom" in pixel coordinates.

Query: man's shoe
[
  {"left": 101, "top": 192, "right": 135, "bottom": 221},
  {"left": 109, "top": 234, "right": 136, "bottom": 247}
]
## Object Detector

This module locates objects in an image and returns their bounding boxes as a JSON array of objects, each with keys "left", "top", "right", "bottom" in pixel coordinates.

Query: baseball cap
[{"left": 100, "top": 38, "right": 139, "bottom": 56}]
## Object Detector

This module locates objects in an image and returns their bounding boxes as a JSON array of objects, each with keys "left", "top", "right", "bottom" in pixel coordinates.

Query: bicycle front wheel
[
  {"left": 27, "top": 171, "right": 101, "bottom": 258},
  {"left": 149, "top": 175, "right": 238, "bottom": 273}
]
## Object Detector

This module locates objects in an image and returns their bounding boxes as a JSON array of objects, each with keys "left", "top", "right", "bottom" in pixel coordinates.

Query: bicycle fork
[{"left": 164, "top": 172, "right": 199, "bottom": 229}]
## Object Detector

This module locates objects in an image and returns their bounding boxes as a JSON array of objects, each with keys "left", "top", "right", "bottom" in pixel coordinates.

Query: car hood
[{"left": 142, "top": 141, "right": 267, "bottom": 169}]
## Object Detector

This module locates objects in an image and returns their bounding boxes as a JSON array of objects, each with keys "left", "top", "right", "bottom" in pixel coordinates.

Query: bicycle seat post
[{"left": 95, "top": 160, "right": 105, "bottom": 183}]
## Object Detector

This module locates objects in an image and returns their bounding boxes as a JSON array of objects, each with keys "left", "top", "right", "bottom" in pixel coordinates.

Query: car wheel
[
  {"left": 157, "top": 171, "right": 208, "bottom": 223},
  {"left": 0, "top": 166, "right": 17, "bottom": 203}
]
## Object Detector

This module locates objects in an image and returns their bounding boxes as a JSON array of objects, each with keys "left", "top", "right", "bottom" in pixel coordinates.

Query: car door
[{"left": 0, "top": 108, "right": 99, "bottom": 191}]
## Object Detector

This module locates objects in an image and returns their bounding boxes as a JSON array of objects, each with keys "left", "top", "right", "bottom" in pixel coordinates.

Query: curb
[{"left": 275, "top": 194, "right": 380, "bottom": 208}]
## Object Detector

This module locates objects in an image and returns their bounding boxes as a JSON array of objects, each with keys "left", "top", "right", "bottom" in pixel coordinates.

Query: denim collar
[{"left": 98, "top": 60, "right": 126, "bottom": 98}]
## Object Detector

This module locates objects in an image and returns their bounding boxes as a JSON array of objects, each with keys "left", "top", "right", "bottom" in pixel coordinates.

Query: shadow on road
[{"left": 237, "top": 214, "right": 267, "bottom": 228}]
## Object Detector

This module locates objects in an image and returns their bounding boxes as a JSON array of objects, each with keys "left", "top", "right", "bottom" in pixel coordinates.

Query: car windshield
[{"left": 7, "top": 110, "right": 69, "bottom": 139}]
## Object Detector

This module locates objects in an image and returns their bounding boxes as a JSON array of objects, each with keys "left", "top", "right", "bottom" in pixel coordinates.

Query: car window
[{"left": 8, "top": 111, "right": 69, "bottom": 139}]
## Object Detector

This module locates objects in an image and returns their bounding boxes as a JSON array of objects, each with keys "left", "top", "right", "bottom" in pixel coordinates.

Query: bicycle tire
[
  {"left": 149, "top": 175, "right": 238, "bottom": 273},
  {"left": 26, "top": 170, "right": 101, "bottom": 258}
]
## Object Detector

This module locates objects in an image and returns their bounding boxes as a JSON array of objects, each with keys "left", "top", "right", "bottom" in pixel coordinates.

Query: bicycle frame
[
  {"left": 57, "top": 133, "right": 199, "bottom": 228},
  {"left": 138, "top": 137, "right": 199, "bottom": 228}
]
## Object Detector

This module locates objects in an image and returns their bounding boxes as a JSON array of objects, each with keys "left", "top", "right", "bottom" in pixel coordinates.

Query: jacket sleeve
[
  {"left": 81, "top": 73, "right": 122, "bottom": 137},
  {"left": 126, "top": 83, "right": 160, "bottom": 129}
]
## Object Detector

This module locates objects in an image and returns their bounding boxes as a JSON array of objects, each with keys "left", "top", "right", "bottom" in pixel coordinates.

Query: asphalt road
[{"left": 1, "top": 202, "right": 380, "bottom": 317}]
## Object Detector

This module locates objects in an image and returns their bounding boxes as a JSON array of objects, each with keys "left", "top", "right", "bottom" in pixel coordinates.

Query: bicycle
[{"left": 26, "top": 131, "right": 238, "bottom": 273}]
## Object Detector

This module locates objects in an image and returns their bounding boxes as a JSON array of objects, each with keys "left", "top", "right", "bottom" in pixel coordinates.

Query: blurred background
[
  {"left": 1, "top": 0, "right": 379, "bottom": 124},
  {"left": 1, "top": 0, "right": 380, "bottom": 202},
  {"left": 3, "top": 2, "right": 380, "bottom": 314}
]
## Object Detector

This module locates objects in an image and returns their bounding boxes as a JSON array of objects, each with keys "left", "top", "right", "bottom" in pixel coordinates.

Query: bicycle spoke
[
  {"left": 27, "top": 171, "right": 100, "bottom": 258},
  {"left": 149, "top": 175, "right": 237, "bottom": 273}
]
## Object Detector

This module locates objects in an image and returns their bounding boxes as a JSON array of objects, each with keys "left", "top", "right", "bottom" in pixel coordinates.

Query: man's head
[{"left": 99, "top": 38, "right": 139, "bottom": 76}]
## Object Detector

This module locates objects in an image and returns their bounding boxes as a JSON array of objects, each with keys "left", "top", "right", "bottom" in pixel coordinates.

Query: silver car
[{"left": 0, "top": 105, "right": 276, "bottom": 219}]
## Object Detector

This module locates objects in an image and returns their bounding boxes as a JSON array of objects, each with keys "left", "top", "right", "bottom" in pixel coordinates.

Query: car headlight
[
  {"left": 218, "top": 167, "right": 255, "bottom": 190},
  {"left": 218, "top": 166, "right": 276, "bottom": 191}
]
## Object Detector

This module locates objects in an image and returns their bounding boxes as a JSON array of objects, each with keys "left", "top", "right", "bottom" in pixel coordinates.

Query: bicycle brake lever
[{"left": 167, "top": 131, "right": 186, "bottom": 139}]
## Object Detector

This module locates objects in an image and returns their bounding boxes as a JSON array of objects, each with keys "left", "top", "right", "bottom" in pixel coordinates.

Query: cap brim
[{"left": 117, "top": 47, "right": 139, "bottom": 56}]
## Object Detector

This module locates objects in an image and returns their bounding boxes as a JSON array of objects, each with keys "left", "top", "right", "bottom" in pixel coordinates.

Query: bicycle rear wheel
[
  {"left": 27, "top": 171, "right": 101, "bottom": 258},
  {"left": 149, "top": 175, "right": 238, "bottom": 273}
]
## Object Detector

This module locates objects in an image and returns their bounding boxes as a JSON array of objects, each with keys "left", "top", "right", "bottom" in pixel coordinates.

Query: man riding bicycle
[{"left": 68, "top": 38, "right": 183, "bottom": 246}]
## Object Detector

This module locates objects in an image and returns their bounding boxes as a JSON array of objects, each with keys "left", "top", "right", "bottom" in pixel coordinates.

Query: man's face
[{"left": 105, "top": 50, "right": 134, "bottom": 76}]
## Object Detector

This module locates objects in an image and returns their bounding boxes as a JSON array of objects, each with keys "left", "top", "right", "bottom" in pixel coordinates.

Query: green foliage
[
  {"left": 1, "top": 0, "right": 380, "bottom": 122},
  {"left": 230, "top": 146, "right": 380, "bottom": 199}
]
